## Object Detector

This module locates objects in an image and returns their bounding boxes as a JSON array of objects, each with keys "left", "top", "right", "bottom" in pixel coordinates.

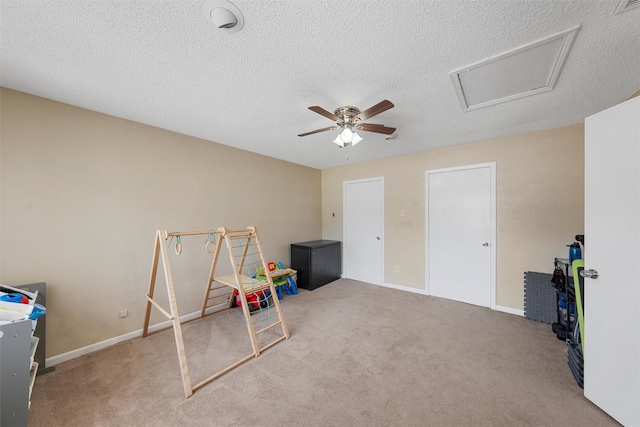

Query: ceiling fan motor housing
[
  {"left": 334, "top": 106, "right": 361, "bottom": 126},
  {"left": 298, "top": 100, "right": 395, "bottom": 138}
]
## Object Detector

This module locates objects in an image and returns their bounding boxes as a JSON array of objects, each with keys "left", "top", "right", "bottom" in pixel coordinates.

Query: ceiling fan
[{"left": 298, "top": 100, "right": 396, "bottom": 147}]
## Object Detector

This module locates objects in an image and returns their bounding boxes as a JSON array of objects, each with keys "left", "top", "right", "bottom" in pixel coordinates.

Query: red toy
[{"left": 233, "top": 289, "right": 273, "bottom": 312}]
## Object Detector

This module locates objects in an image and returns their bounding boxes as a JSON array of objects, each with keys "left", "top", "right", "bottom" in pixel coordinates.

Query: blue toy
[
  {"left": 286, "top": 276, "right": 298, "bottom": 295},
  {"left": 29, "top": 303, "right": 46, "bottom": 320},
  {"left": 0, "top": 293, "right": 27, "bottom": 304},
  {"left": 273, "top": 278, "right": 287, "bottom": 300}
]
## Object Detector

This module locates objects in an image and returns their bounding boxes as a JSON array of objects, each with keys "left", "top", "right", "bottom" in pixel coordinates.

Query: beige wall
[
  {"left": 0, "top": 88, "right": 322, "bottom": 357},
  {"left": 322, "top": 125, "right": 584, "bottom": 310},
  {"left": 0, "top": 86, "right": 589, "bottom": 357}
]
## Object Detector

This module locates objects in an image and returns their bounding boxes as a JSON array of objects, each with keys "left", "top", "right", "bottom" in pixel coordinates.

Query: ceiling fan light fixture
[
  {"left": 332, "top": 135, "right": 346, "bottom": 147},
  {"left": 332, "top": 129, "right": 362, "bottom": 147},
  {"left": 298, "top": 100, "right": 395, "bottom": 148},
  {"left": 340, "top": 127, "right": 354, "bottom": 142}
]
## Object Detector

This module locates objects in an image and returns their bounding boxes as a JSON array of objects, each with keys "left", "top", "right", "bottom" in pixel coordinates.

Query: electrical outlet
[
  {"left": 395, "top": 265, "right": 400, "bottom": 272},
  {"left": 119, "top": 309, "right": 128, "bottom": 318}
]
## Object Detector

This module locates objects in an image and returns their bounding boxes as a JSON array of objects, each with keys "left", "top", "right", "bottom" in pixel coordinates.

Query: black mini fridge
[{"left": 291, "top": 240, "right": 341, "bottom": 290}]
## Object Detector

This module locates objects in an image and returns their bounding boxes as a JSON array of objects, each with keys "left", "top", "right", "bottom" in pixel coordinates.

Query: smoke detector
[{"left": 203, "top": 0, "right": 244, "bottom": 33}]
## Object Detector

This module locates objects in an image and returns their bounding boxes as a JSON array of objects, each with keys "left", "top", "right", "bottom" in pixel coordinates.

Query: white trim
[
  {"left": 615, "top": 0, "right": 640, "bottom": 14},
  {"left": 46, "top": 309, "right": 202, "bottom": 367},
  {"left": 47, "top": 291, "right": 524, "bottom": 367},
  {"left": 343, "top": 177, "right": 385, "bottom": 286},
  {"left": 383, "top": 282, "right": 429, "bottom": 295},
  {"left": 425, "top": 162, "right": 497, "bottom": 309},
  {"left": 449, "top": 25, "right": 580, "bottom": 112},
  {"left": 495, "top": 305, "right": 524, "bottom": 317},
  {"left": 386, "top": 282, "right": 524, "bottom": 317},
  {"left": 489, "top": 163, "right": 497, "bottom": 310}
]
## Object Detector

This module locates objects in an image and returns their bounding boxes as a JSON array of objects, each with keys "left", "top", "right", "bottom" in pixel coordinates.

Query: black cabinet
[{"left": 291, "top": 240, "right": 341, "bottom": 290}]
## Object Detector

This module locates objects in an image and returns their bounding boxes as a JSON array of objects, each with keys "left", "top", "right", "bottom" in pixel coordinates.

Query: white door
[
  {"left": 343, "top": 178, "right": 384, "bottom": 285},
  {"left": 584, "top": 97, "right": 639, "bottom": 426},
  {"left": 426, "top": 163, "right": 495, "bottom": 308}
]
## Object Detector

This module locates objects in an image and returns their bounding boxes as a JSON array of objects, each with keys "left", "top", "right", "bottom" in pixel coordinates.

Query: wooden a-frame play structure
[{"left": 142, "top": 226, "right": 290, "bottom": 398}]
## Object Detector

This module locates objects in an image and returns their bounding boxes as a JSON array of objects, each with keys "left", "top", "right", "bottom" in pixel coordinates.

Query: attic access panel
[{"left": 450, "top": 25, "right": 580, "bottom": 112}]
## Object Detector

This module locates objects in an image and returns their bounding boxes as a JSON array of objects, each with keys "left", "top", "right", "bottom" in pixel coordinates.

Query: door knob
[
  {"left": 482, "top": 242, "right": 489, "bottom": 247},
  {"left": 580, "top": 269, "right": 599, "bottom": 279},
  {"left": 376, "top": 236, "right": 381, "bottom": 240}
]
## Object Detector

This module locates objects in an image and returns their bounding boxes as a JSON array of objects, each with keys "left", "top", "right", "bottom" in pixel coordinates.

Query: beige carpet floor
[{"left": 29, "top": 279, "right": 617, "bottom": 426}]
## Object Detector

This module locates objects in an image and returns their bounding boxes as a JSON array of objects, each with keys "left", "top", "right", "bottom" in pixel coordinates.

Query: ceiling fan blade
[
  {"left": 356, "top": 123, "right": 396, "bottom": 135},
  {"left": 356, "top": 100, "right": 394, "bottom": 121},
  {"left": 308, "top": 106, "right": 340, "bottom": 122},
  {"left": 298, "top": 126, "right": 337, "bottom": 137}
]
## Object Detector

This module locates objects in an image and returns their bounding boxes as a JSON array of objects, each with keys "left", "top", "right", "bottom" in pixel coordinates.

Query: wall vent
[{"left": 615, "top": 0, "right": 640, "bottom": 14}]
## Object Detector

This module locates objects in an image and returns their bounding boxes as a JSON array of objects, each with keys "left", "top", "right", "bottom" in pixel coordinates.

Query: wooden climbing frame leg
[
  {"left": 142, "top": 230, "right": 193, "bottom": 398},
  {"left": 142, "top": 227, "right": 291, "bottom": 398}
]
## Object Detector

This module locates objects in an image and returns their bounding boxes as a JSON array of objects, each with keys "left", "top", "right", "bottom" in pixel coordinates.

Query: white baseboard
[
  {"left": 46, "top": 309, "right": 202, "bottom": 368},
  {"left": 47, "top": 290, "right": 524, "bottom": 367},
  {"left": 495, "top": 305, "right": 524, "bottom": 317},
  {"left": 383, "top": 281, "right": 429, "bottom": 295},
  {"left": 384, "top": 282, "right": 524, "bottom": 317}
]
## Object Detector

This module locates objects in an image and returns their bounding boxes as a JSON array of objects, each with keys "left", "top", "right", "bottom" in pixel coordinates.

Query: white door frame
[
  {"left": 425, "top": 162, "right": 496, "bottom": 309},
  {"left": 343, "top": 177, "right": 385, "bottom": 285}
]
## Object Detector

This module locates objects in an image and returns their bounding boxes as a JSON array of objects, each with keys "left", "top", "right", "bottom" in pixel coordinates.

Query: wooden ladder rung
[
  {"left": 202, "top": 306, "right": 228, "bottom": 316},
  {"left": 204, "top": 297, "right": 229, "bottom": 305},
  {"left": 146, "top": 295, "right": 174, "bottom": 320},
  {"left": 206, "top": 292, "right": 231, "bottom": 300},
  {"left": 253, "top": 320, "right": 282, "bottom": 335},
  {"left": 229, "top": 234, "right": 253, "bottom": 240},
  {"left": 205, "top": 298, "right": 230, "bottom": 306}
]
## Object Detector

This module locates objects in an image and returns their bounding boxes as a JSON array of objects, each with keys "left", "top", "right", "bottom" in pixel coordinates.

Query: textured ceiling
[{"left": 1, "top": 1, "right": 639, "bottom": 169}]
